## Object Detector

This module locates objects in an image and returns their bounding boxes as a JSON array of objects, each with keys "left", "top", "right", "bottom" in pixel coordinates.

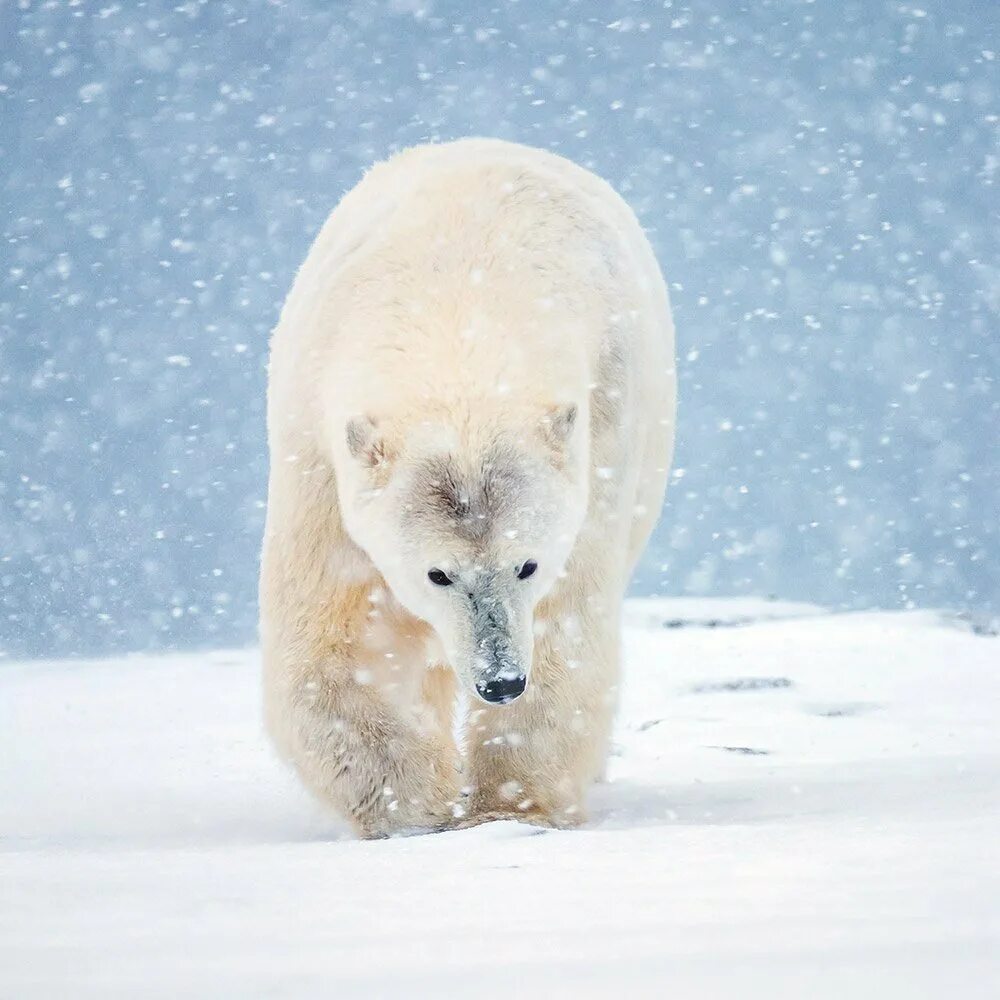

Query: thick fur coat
[{"left": 261, "top": 138, "right": 676, "bottom": 837}]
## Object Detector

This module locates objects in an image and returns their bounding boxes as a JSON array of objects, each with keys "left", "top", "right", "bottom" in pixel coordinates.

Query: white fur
[{"left": 261, "top": 138, "right": 676, "bottom": 837}]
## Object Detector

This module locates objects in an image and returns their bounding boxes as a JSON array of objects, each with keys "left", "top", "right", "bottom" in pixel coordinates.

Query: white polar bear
[{"left": 261, "top": 138, "right": 676, "bottom": 837}]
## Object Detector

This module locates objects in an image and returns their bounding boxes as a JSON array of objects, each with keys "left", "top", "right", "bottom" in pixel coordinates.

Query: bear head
[{"left": 336, "top": 402, "right": 587, "bottom": 705}]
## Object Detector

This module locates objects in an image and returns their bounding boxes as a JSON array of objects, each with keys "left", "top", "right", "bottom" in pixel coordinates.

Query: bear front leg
[
  {"left": 271, "top": 670, "right": 463, "bottom": 838},
  {"left": 463, "top": 621, "right": 619, "bottom": 829}
]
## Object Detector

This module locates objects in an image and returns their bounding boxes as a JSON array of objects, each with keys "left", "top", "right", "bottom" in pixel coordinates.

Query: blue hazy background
[{"left": 2, "top": 0, "right": 997, "bottom": 659}]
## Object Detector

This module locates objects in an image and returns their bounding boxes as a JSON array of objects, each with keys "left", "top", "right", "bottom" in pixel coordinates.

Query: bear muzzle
[{"left": 468, "top": 588, "right": 530, "bottom": 704}]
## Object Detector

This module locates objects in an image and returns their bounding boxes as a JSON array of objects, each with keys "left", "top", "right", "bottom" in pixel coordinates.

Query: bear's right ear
[{"left": 345, "top": 415, "right": 388, "bottom": 469}]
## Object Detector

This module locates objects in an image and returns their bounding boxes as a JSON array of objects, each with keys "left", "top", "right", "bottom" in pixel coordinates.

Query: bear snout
[{"left": 472, "top": 627, "right": 528, "bottom": 704}]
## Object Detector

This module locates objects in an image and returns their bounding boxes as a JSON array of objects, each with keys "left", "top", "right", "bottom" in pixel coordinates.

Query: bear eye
[
  {"left": 428, "top": 568, "right": 453, "bottom": 587},
  {"left": 517, "top": 560, "right": 538, "bottom": 580}
]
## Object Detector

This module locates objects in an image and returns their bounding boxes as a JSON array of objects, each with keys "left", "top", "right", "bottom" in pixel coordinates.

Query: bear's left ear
[
  {"left": 539, "top": 403, "right": 578, "bottom": 450},
  {"left": 345, "top": 415, "right": 389, "bottom": 469}
]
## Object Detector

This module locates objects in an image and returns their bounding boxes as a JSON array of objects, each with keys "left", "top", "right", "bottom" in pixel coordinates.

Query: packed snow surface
[{"left": 2, "top": 599, "right": 998, "bottom": 998}]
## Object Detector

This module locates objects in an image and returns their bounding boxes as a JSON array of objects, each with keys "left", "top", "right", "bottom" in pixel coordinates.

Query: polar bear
[{"left": 260, "top": 138, "right": 675, "bottom": 838}]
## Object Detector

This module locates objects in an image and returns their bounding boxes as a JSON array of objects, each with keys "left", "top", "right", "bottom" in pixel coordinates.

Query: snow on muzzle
[{"left": 469, "top": 590, "right": 527, "bottom": 705}]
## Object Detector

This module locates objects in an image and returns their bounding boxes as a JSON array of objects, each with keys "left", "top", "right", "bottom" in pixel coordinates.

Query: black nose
[{"left": 476, "top": 674, "right": 526, "bottom": 705}]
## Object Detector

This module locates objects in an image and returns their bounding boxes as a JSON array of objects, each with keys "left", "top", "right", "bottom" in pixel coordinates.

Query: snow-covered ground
[{"left": 2, "top": 599, "right": 998, "bottom": 998}]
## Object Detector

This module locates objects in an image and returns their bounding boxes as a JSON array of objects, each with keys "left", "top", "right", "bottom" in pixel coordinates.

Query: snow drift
[{"left": 2, "top": 598, "right": 997, "bottom": 998}]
